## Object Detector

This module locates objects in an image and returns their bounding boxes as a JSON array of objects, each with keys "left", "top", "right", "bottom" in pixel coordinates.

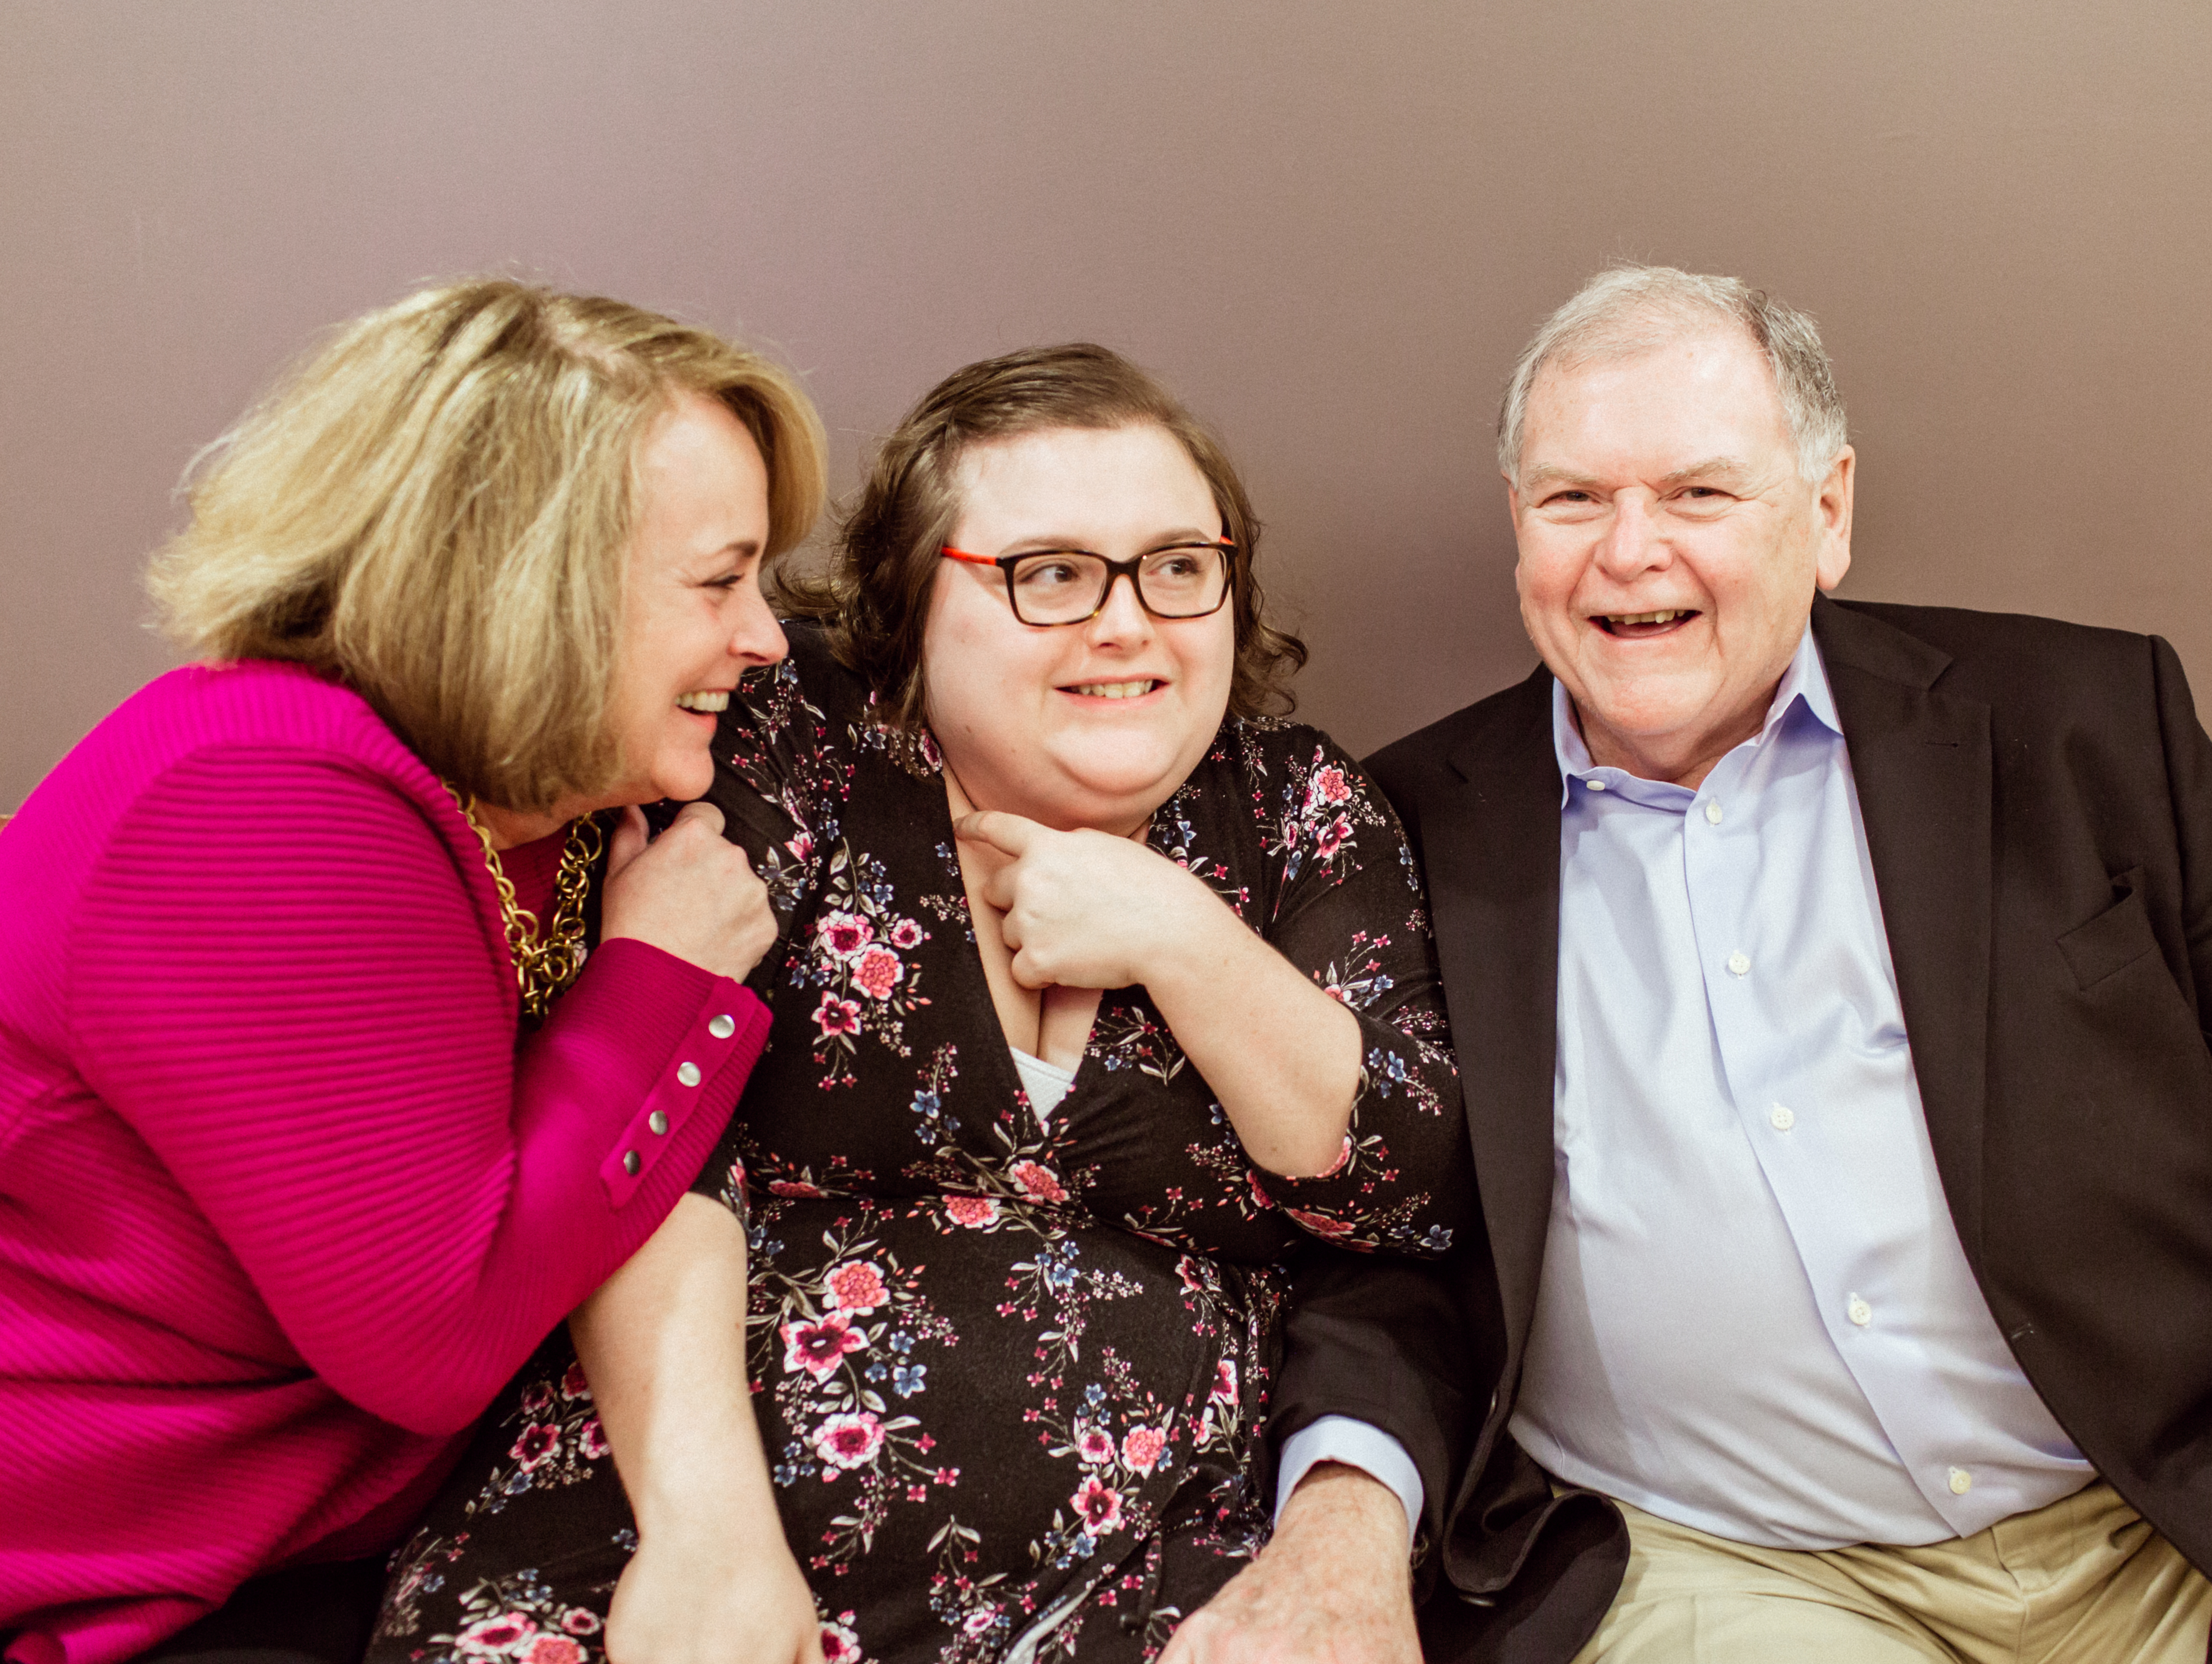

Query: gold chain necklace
[{"left": 442, "top": 783, "right": 606, "bottom": 1022}]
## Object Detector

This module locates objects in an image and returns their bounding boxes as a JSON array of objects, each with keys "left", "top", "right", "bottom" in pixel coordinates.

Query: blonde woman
[{"left": 0, "top": 281, "right": 825, "bottom": 1664}]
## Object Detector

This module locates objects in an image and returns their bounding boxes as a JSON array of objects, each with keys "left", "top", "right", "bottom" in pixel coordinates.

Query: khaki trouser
[{"left": 1571, "top": 1481, "right": 2211, "bottom": 1663}]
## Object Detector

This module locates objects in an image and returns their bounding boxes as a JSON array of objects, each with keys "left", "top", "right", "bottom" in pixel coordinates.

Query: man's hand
[{"left": 1161, "top": 1464, "right": 1419, "bottom": 1664}]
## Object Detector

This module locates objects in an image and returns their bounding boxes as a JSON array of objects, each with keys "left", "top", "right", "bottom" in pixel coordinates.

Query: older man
[{"left": 1173, "top": 267, "right": 2212, "bottom": 1664}]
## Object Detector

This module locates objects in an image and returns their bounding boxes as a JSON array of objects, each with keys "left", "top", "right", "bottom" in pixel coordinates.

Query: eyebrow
[
  {"left": 1518, "top": 465, "right": 1604, "bottom": 492},
  {"left": 999, "top": 528, "right": 1223, "bottom": 553},
  {"left": 1656, "top": 457, "right": 1756, "bottom": 489}
]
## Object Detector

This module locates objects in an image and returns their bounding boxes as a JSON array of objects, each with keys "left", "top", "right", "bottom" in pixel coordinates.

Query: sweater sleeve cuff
[{"left": 532, "top": 937, "right": 771, "bottom": 1212}]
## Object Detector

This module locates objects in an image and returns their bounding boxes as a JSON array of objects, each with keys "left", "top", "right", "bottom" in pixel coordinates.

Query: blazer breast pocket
[{"left": 2057, "top": 867, "right": 2158, "bottom": 990}]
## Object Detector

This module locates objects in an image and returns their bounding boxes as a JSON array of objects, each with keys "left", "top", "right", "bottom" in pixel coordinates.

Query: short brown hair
[
  {"left": 149, "top": 279, "right": 828, "bottom": 812},
  {"left": 788, "top": 343, "right": 1306, "bottom": 730}
]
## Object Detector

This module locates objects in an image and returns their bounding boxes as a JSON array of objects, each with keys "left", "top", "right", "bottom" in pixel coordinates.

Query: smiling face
[
  {"left": 601, "top": 389, "right": 787, "bottom": 807},
  {"left": 923, "top": 422, "right": 1236, "bottom": 835},
  {"left": 1509, "top": 325, "right": 1854, "bottom": 788}
]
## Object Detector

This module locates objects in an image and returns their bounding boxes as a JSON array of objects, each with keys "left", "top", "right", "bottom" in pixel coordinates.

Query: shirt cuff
[{"left": 1273, "top": 1416, "right": 1424, "bottom": 1550}]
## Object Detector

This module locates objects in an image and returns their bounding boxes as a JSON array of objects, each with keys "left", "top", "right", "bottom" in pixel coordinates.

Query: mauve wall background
[{"left": 5, "top": 1, "right": 2210, "bottom": 811}]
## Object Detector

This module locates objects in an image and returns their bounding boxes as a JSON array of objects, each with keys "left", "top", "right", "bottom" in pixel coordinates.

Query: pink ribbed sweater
[{"left": 0, "top": 661, "right": 772, "bottom": 1664}]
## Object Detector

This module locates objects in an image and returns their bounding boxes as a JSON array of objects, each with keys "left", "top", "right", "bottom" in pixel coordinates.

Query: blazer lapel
[
  {"left": 1813, "top": 598, "right": 1995, "bottom": 1261},
  {"left": 1424, "top": 670, "right": 1565, "bottom": 1364}
]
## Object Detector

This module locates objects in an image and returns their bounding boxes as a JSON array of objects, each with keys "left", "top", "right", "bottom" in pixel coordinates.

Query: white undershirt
[{"left": 1008, "top": 1046, "right": 1076, "bottom": 1124}]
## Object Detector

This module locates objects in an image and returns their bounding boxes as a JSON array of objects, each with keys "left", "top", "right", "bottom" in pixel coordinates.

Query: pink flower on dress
[
  {"left": 890, "top": 919, "right": 924, "bottom": 949},
  {"left": 1210, "top": 1358, "right": 1239, "bottom": 1404},
  {"left": 961, "top": 1608, "right": 998, "bottom": 1638},
  {"left": 577, "top": 1417, "right": 609, "bottom": 1459},
  {"left": 1070, "top": 1476, "right": 1123, "bottom": 1536},
  {"left": 1010, "top": 1161, "right": 1067, "bottom": 1205},
  {"left": 1315, "top": 764, "right": 1353, "bottom": 805},
  {"left": 823, "top": 1260, "right": 889, "bottom": 1314},
  {"left": 559, "top": 1610, "right": 602, "bottom": 1637},
  {"left": 520, "top": 1638, "right": 583, "bottom": 1664},
  {"left": 784, "top": 830, "right": 814, "bottom": 863},
  {"left": 1284, "top": 1206, "right": 1358, "bottom": 1241},
  {"left": 1074, "top": 1423, "right": 1115, "bottom": 1465},
  {"left": 1247, "top": 1171, "right": 1273, "bottom": 1210},
  {"left": 813, "top": 1411, "right": 886, "bottom": 1469},
  {"left": 518, "top": 1381, "right": 553, "bottom": 1416},
  {"left": 559, "top": 1361, "right": 591, "bottom": 1402},
  {"left": 770, "top": 1178, "right": 826, "bottom": 1198},
  {"left": 509, "top": 1424, "right": 560, "bottom": 1472},
  {"left": 455, "top": 1613, "right": 537, "bottom": 1655},
  {"left": 817, "top": 912, "right": 873, "bottom": 959},
  {"left": 1121, "top": 1425, "right": 1166, "bottom": 1474},
  {"left": 820, "top": 1621, "right": 863, "bottom": 1664},
  {"left": 782, "top": 1312, "right": 867, "bottom": 1380},
  {"left": 814, "top": 994, "right": 864, "bottom": 1039},
  {"left": 1315, "top": 816, "right": 1352, "bottom": 859},
  {"left": 943, "top": 1194, "right": 1000, "bottom": 1228},
  {"left": 852, "top": 947, "right": 902, "bottom": 1001}
]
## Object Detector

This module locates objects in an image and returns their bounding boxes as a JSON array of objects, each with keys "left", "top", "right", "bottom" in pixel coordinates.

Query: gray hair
[{"left": 1497, "top": 264, "right": 1848, "bottom": 485}]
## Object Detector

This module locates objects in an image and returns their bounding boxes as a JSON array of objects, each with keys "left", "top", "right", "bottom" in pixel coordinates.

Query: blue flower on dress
[{"left": 1365, "top": 1047, "right": 1414, "bottom": 1095}]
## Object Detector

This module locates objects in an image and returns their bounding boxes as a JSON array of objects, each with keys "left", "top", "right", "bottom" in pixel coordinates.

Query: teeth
[
  {"left": 1607, "top": 611, "right": 1685, "bottom": 626},
  {"left": 1073, "top": 680, "right": 1158, "bottom": 699},
  {"left": 676, "top": 690, "right": 730, "bottom": 712}
]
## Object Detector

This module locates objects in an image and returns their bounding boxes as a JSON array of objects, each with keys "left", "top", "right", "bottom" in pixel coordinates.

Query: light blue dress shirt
[{"left": 1508, "top": 627, "right": 2091, "bottom": 1547}]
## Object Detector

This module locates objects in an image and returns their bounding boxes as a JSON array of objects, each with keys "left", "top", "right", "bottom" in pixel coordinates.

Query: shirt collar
[{"left": 1551, "top": 623, "right": 1841, "bottom": 806}]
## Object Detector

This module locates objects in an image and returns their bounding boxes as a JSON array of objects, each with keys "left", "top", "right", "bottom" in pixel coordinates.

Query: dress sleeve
[
  {"left": 686, "top": 653, "right": 834, "bottom": 1208},
  {"left": 1247, "top": 734, "right": 1475, "bottom": 1257},
  {"left": 64, "top": 747, "right": 771, "bottom": 1437},
  {"left": 695, "top": 654, "right": 834, "bottom": 946}
]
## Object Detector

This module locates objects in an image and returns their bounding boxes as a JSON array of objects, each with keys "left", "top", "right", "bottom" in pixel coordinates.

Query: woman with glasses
[{"left": 371, "top": 344, "right": 1471, "bottom": 1664}]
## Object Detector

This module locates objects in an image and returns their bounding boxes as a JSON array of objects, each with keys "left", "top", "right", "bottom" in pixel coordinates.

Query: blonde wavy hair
[{"left": 149, "top": 279, "right": 827, "bottom": 812}]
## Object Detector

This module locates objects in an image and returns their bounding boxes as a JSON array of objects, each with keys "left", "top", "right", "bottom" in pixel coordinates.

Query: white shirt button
[
  {"left": 1727, "top": 951, "right": 1751, "bottom": 977},
  {"left": 676, "top": 1061, "right": 702, "bottom": 1088},
  {"left": 1770, "top": 1104, "right": 1796, "bottom": 1131},
  {"left": 1847, "top": 1294, "right": 1873, "bottom": 1327},
  {"left": 621, "top": 1149, "right": 641, "bottom": 1176},
  {"left": 1949, "top": 1466, "right": 1973, "bottom": 1495},
  {"left": 708, "top": 1013, "right": 737, "bottom": 1040},
  {"left": 648, "top": 1110, "right": 670, "bottom": 1136},
  {"left": 1586, "top": 778, "right": 1608, "bottom": 792},
  {"left": 1704, "top": 801, "right": 1724, "bottom": 825}
]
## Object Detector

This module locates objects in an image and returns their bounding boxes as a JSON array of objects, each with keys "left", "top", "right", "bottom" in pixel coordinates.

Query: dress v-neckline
[{"left": 930, "top": 749, "right": 1108, "bottom": 1103}]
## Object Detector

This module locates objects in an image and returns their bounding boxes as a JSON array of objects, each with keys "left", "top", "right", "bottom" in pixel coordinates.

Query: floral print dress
[{"left": 371, "top": 625, "right": 1473, "bottom": 1664}]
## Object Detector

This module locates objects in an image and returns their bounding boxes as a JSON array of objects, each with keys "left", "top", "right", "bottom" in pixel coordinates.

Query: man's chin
[{"left": 1571, "top": 671, "right": 1715, "bottom": 732}]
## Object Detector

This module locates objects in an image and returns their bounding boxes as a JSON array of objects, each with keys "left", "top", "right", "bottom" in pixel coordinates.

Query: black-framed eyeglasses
[{"left": 940, "top": 539, "right": 1235, "bottom": 627}]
